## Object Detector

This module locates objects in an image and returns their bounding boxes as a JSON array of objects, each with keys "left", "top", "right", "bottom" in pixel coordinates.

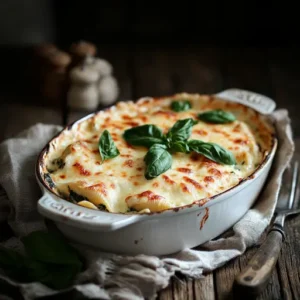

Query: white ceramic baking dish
[{"left": 36, "top": 88, "right": 277, "bottom": 256}]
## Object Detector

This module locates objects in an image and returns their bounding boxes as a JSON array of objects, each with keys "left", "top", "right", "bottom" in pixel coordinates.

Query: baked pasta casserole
[{"left": 39, "top": 93, "right": 275, "bottom": 213}]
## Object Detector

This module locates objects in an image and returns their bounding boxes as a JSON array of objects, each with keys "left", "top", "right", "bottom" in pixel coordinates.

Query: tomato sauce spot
[
  {"left": 183, "top": 176, "right": 203, "bottom": 190},
  {"left": 208, "top": 168, "right": 222, "bottom": 177},
  {"left": 123, "top": 159, "right": 134, "bottom": 167},
  {"left": 138, "top": 190, "right": 165, "bottom": 201},
  {"left": 73, "top": 162, "right": 91, "bottom": 176},
  {"left": 233, "top": 138, "right": 249, "bottom": 145},
  {"left": 180, "top": 183, "right": 191, "bottom": 194},
  {"left": 194, "top": 129, "right": 208, "bottom": 136},
  {"left": 177, "top": 167, "right": 192, "bottom": 174},
  {"left": 87, "top": 182, "right": 107, "bottom": 196},
  {"left": 200, "top": 208, "right": 209, "bottom": 230},
  {"left": 204, "top": 176, "right": 214, "bottom": 183},
  {"left": 162, "top": 175, "right": 175, "bottom": 185}
]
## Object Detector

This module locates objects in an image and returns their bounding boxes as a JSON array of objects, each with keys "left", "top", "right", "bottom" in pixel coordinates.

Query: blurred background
[{"left": 0, "top": 0, "right": 299, "bottom": 138}]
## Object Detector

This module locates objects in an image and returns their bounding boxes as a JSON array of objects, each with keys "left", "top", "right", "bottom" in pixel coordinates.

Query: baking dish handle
[
  {"left": 38, "top": 193, "right": 145, "bottom": 232},
  {"left": 215, "top": 88, "right": 276, "bottom": 114}
]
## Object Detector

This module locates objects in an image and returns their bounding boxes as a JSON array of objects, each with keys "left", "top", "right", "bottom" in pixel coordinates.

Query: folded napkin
[{"left": 0, "top": 109, "right": 294, "bottom": 300}]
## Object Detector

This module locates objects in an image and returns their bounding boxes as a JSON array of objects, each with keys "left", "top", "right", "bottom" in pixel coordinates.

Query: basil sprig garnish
[
  {"left": 188, "top": 140, "right": 236, "bottom": 165},
  {"left": 144, "top": 144, "right": 172, "bottom": 179},
  {"left": 198, "top": 109, "right": 236, "bottom": 124},
  {"left": 171, "top": 100, "right": 192, "bottom": 112},
  {"left": 123, "top": 124, "right": 165, "bottom": 147},
  {"left": 123, "top": 118, "right": 235, "bottom": 179},
  {"left": 99, "top": 130, "right": 120, "bottom": 163}
]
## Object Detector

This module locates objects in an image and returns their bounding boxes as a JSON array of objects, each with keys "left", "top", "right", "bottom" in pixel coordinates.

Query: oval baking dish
[{"left": 36, "top": 89, "right": 277, "bottom": 256}]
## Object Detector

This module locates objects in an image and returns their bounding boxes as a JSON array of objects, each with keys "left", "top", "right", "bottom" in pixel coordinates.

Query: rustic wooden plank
[
  {"left": 275, "top": 140, "right": 300, "bottom": 300},
  {"left": 194, "top": 274, "right": 215, "bottom": 300},
  {"left": 172, "top": 277, "right": 194, "bottom": 300},
  {"left": 268, "top": 47, "right": 300, "bottom": 137},
  {"left": 268, "top": 50, "right": 300, "bottom": 300},
  {"left": 168, "top": 46, "right": 223, "bottom": 94},
  {"left": 133, "top": 45, "right": 223, "bottom": 99},
  {"left": 222, "top": 47, "right": 271, "bottom": 96},
  {"left": 158, "top": 282, "right": 174, "bottom": 300}
]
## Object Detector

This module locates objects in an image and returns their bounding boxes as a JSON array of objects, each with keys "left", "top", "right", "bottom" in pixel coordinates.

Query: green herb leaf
[
  {"left": 44, "top": 173, "right": 55, "bottom": 189},
  {"left": 170, "top": 100, "right": 192, "bottom": 112},
  {"left": 123, "top": 124, "right": 165, "bottom": 148},
  {"left": 188, "top": 140, "right": 236, "bottom": 165},
  {"left": 98, "top": 204, "right": 108, "bottom": 211},
  {"left": 22, "top": 231, "right": 83, "bottom": 270},
  {"left": 0, "top": 231, "right": 84, "bottom": 290},
  {"left": 167, "top": 118, "right": 198, "bottom": 142},
  {"left": 169, "top": 140, "right": 190, "bottom": 153},
  {"left": 25, "top": 260, "right": 79, "bottom": 290},
  {"left": 69, "top": 188, "right": 88, "bottom": 203},
  {"left": 99, "top": 130, "right": 120, "bottom": 162},
  {"left": 197, "top": 109, "right": 236, "bottom": 124},
  {"left": 144, "top": 144, "right": 172, "bottom": 179},
  {"left": 0, "top": 247, "right": 28, "bottom": 280},
  {"left": 52, "top": 158, "right": 65, "bottom": 169}
]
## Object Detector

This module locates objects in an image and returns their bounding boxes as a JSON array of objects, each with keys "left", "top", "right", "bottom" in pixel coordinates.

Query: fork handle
[{"left": 235, "top": 229, "right": 284, "bottom": 295}]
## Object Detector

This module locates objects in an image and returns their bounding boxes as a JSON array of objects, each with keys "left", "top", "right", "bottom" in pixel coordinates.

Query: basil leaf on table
[
  {"left": 25, "top": 260, "right": 79, "bottom": 290},
  {"left": 99, "top": 130, "right": 120, "bottom": 162},
  {"left": 166, "top": 118, "right": 198, "bottom": 142},
  {"left": 0, "top": 230, "right": 84, "bottom": 290},
  {"left": 0, "top": 247, "right": 28, "bottom": 280},
  {"left": 144, "top": 144, "right": 172, "bottom": 179},
  {"left": 22, "top": 231, "right": 83, "bottom": 269},
  {"left": 123, "top": 124, "right": 165, "bottom": 147},
  {"left": 197, "top": 109, "right": 236, "bottom": 124},
  {"left": 170, "top": 100, "right": 192, "bottom": 112},
  {"left": 188, "top": 140, "right": 236, "bottom": 165},
  {"left": 169, "top": 140, "right": 190, "bottom": 153}
]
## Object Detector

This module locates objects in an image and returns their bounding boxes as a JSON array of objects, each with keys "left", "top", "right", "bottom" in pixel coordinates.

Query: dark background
[{"left": 0, "top": 0, "right": 300, "bottom": 132}]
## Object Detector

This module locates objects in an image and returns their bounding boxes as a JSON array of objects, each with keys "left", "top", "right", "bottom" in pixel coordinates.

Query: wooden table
[{"left": 0, "top": 45, "right": 300, "bottom": 300}]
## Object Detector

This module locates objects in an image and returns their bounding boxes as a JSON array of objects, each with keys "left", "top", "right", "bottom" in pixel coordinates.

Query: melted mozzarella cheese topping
[{"left": 42, "top": 93, "right": 274, "bottom": 213}]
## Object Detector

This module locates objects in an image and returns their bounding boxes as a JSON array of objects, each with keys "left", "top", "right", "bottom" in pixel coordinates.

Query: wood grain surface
[{"left": 0, "top": 45, "right": 300, "bottom": 300}]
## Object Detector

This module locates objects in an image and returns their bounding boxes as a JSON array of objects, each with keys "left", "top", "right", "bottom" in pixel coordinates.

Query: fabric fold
[{"left": 0, "top": 109, "right": 294, "bottom": 300}]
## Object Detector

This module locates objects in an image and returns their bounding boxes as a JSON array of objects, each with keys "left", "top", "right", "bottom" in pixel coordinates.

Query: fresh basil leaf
[
  {"left": 144, "top": 144, "right": 172, "bottom": 179},
  {"left": 22, "top": 231, "right": 83, "bottom": 270},
  {"left": 169, "top": 140, "right": 190, "bottom": 153},
  {"left": 99, "top": 130, "right": 120, "bottom": 162},
  {"left": 123, "top": 124, "right": 165, "bottom": 147},
  {"left": 197, "top": 109, "right": 236, "bottom": 124},
  {"left": 25, "top": 260, "right": 78, "bottom": 290},
  {"left": 167, "top": 118, "right": 198, "bottom": 142},
  {"left": 188, "top": 140, "right": 236, "bottom": 165},
  {"left": 170, "top": 100, "right": 192, "bottom": 112}
]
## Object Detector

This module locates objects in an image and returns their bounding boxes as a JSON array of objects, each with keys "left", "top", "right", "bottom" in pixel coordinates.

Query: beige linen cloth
[{"left": 0, "top": 109, "right": 294, "bottom": 300}]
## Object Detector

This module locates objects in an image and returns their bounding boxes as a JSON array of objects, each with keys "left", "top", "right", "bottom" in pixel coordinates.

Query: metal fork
[{"left": 235, "top": 160, "right": 300, "bottom": 294}]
